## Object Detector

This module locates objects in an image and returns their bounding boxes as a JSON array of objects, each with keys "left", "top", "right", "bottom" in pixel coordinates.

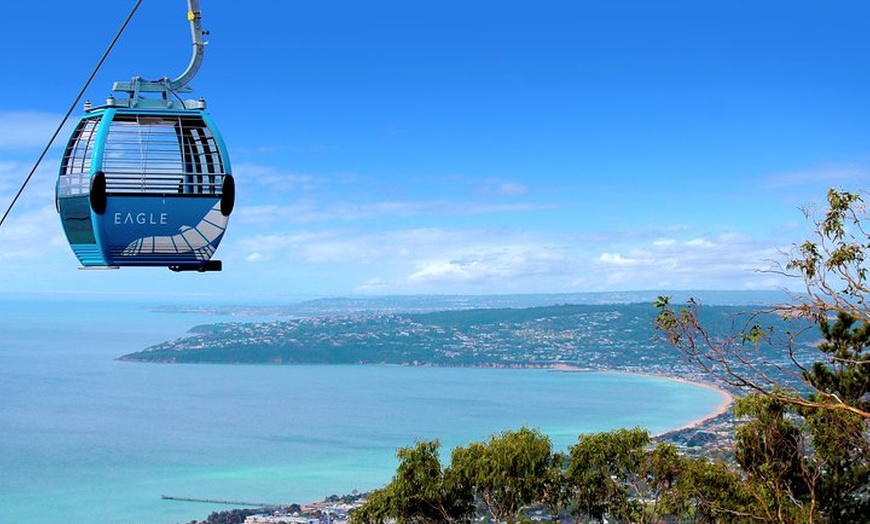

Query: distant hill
[
  {"left": 121, "top": 302, "right": 808, "bottom": 379},
  {"left": 151, "top": 290, "right": 796, "bottom": 318},
  {"left": 294, "top": 290, "right": 794, "bottom": 310}
]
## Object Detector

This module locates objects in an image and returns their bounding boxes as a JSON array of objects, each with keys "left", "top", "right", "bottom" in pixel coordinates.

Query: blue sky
[{"left": 1, "top": 0, "right": 868, "bottom": 300}]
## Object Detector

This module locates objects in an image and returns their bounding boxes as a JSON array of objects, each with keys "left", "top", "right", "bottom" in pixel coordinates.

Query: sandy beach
[{"left": 650, "top": 375, "right": 735, "bottom": 436}]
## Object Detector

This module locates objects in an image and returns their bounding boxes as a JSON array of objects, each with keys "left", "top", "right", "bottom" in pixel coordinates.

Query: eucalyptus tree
[
  {"left": 450, "top": 426, "right": 553, "bottom": 523},
  {"left": 655, "top": 188, "right": 870, "bottom": 523},
  {"left": 565, "top": 427, "right": 648, "bottom": 523},
  {"left": 655, "top": 189, "right": 870, "bottom": 419},
  {"left": 349, "top": 440, "right": 473, "bottom": 524},
  {"left": 671, "top": 457, "right": 757, "bottom": 524}
]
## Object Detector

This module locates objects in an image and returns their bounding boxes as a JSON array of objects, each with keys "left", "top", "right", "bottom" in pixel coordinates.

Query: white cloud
[
  {"left": 761, "top": 163, "right": 870, "bottom": 189},
  {"left": 409, "top": 261, "right": 475, "bottom": 283},
  {"left": 0, "top": 111, "right": 62, "bottom": 151},
  {"left": 599, "top": 253, "right": 643, "bottom": 266},
  {"left": 0, "top": 203, "right": 68, "bottom": 261},
  {"left": 474, "top": 179, "right": 531, "bottom": 196},
  {"left": 225, "top": 222, "right": 797, "bottom": 295},
  {"left": 357, "top": 277, "right": 393, "bottom": 292},
  {"left": 496, "top": 182, "right": 530, "bottom": 196},
  {"left": 231, "top": 162, "right": 329, "bottom": 192},
  {"left": 685, "top": 238, "right": 714, "bottom": 247},
  {"left": 590, "top": 231, "right": 785, "bottom": 291}
]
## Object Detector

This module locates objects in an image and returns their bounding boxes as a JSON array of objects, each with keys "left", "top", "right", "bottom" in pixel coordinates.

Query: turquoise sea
[{"left": 0, "top": 295, "right": 726, "bottom": 524}]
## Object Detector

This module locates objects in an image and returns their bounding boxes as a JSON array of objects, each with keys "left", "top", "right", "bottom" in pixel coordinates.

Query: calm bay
[{"left": 0, "top": 296, "right": 726, "bottom": 524}]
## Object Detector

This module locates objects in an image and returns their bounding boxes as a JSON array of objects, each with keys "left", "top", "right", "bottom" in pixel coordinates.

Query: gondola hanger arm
[
  {"left": 111, "top": 0, "right": 208, "bottom": 108},
  {"left": 170, "top": 0, "right": 206, "bottom": 91}
]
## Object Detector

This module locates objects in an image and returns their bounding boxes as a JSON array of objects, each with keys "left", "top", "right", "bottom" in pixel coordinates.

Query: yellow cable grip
[{"left": 188, "top": 11, "right": 196, "bottom": 21}]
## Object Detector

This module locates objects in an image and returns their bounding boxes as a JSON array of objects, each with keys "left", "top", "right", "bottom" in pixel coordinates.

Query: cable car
[{"left": 56, "top": 0, "right": 233, "bottom": 272}]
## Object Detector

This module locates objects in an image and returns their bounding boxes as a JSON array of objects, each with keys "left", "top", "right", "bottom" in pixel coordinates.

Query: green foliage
[
  {"left": 672, "top": 457, "right": 756, "bottom": 524},
  {"left": 565, "top": 428, "right": 649, "bottom": 522},
  {"left": 349, "top": 440, "right": 473, "bottom": 524},
  {"left": 352, "top": 413, "right": 864, "bottom": 523},
  {"left": 786, "top": 189, "right": 870, "bottom": 320},
  {"left": 733, "top": 394, "right": 815, "bottom": 523},
  {"left": 451, "top": 427, "right": 552, "bottom": 523},
  {"left": 564, "top": 428, "right": 691, "bottom": 523},
  {"left": 806, "top": 312, "right": 870, "bottom": 411},
  {"left": 539, "top": 451, "right": 572, "bottom": 519},
  {"left": 644, "top": 444, "right": 686, "bottom": 518},
  {"left": 202, "top": 509, "right": 263, "bottom": 524},
  {"left": 803, "top": 407, "right": 870, "bottom": 523},
  {"left": 654, "top": 305, "right": 870, "bottom": 522},
  {"left": 348, "top": 489, "right": 391, "bottom": 524},
  {"left": 655, "top": 188, "right": 870, "bottom": 523},
  {"left": 801, "top": 312, "right": 870, "bottom": 523},
  {"left": 356, "top": 426, "right": 788, "bottom": 524}
]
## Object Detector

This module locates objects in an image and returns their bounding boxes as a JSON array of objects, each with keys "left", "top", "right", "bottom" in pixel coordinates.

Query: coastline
[
  {"left": 649, "top": 375, "right": 734, "bottom": 437},
  {"left": 545, "top": 363, "right": 736, "bottom": 436}
]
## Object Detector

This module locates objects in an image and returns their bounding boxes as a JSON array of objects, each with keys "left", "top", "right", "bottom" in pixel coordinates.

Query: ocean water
[{"left": 0, "top": 296, "right": 725, "bottom": 524}]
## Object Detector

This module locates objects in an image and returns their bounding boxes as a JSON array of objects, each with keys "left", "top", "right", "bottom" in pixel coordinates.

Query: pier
[{"left": 162, "top": 495, "right": 284, "bottom": 508}]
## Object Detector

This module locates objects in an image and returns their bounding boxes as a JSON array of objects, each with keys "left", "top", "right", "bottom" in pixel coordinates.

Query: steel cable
[{"left": 0, "top": 0, "right": 144, "bottom": 231}]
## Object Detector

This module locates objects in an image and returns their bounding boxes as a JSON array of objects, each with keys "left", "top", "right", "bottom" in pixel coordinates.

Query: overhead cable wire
[{"left": 0, "top": 0, "right": 144, "bottom": 231}]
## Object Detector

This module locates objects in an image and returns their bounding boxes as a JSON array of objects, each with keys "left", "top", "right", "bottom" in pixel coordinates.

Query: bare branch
[{"left": 655, "top": 296, "right": 870, "bottom": 420}]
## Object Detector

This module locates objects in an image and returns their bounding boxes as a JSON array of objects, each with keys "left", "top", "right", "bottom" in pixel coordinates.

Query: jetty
[{"left": 162, "top": 495, "right": 284, "bottom": 508}]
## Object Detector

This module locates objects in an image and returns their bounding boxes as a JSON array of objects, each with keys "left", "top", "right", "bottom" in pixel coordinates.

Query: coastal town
[
  {"left": 127, "top": 302, "right": 801, "bottom": 377},
  {"left": 185, "top": 496, "right": 364, "bottom": 524}
]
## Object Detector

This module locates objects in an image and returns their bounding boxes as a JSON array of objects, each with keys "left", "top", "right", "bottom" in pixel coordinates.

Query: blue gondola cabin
[{"left": 56, "top": 100, "right": 234, "bottom": 271}]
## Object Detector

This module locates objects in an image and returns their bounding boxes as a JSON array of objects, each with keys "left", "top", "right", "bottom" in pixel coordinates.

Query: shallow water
[{"left": 0, "top": 296, "right": 724, "bottom": 524}]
